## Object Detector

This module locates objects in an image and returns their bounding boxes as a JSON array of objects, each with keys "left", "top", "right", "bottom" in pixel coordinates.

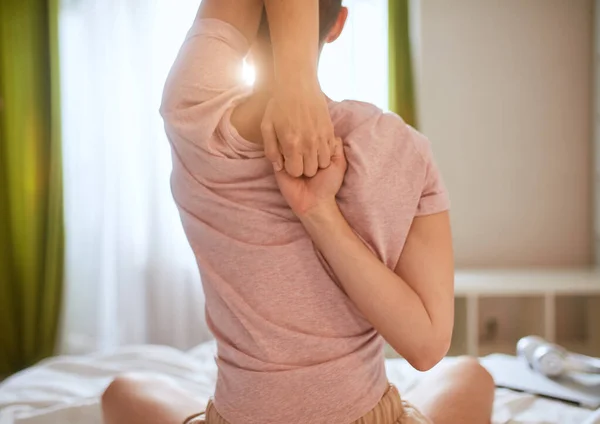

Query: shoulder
[
  {"left": 330, "top": 100, "right": 427, "bottom": 167},
  {"left": 329, "top": 99, "right": 385, "bottom": 135}
]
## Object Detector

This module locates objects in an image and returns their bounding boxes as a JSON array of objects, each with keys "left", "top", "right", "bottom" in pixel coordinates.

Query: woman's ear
[{"left": 325, "top": 7, "right": 349, "bottom": 44}]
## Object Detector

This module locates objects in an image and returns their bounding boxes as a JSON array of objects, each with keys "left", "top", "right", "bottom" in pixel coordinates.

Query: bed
[{"left": 0, "top": 341, "right": 597, "bottom": 424}]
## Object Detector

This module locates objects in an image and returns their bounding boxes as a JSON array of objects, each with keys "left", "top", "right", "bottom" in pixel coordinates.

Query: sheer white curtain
[
  {"left": 59, "top": 0, "right": 388, "bottom": 354},
  {"left": 59, "top": 0, "right": 207, "bottom": 353}
]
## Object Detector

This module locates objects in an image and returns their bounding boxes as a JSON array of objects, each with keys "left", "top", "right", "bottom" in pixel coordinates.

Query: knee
[
  {"left": 101, "top": 373, "right": 150, "bottom": 410},
  {"left": 452, "top": 356, "right": 495, "bottom": 392}
]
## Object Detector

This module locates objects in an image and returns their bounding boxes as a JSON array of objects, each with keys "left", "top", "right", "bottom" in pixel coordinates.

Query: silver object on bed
[{"left": 517, "top": 336, "right": 600, "bottom": 378}]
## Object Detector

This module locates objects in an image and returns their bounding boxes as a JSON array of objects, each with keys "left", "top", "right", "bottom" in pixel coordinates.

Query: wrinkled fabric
[
  {"left": 185, "top": 386, "right": 431, "bottom": 424},
  {"left": 161, "top": 18, "right": 449, "bottom": 424}
]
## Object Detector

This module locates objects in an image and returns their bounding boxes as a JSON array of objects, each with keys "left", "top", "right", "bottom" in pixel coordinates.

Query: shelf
[
  {"left": 479, "top": 340, "right": 600, "bottom": 357},
  {"left": 478, "top": 296, "right": 545, "bottom": 346},
  {"left": 479, "top": 341, "right": 516, "bottom": 356},
  {"left": 384, "top": 270, "right": 600, "bottom": 358},
  {"left": 449, "top": 269, "right": 600, "bottom": 357},
  {"left": 454, "top": 268, "right": 600, "bottom": 296}
]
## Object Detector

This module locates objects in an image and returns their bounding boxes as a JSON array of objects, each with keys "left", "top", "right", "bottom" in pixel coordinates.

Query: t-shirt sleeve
[
  {"left": 160, "top": 18, "right": 249, "bottom": 132},
  {"left": 409, "top": 127, "right": 451, "bottom": 216}
]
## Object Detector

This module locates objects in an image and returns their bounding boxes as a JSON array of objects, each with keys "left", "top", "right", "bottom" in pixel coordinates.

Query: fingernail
[{"left": 273, "top": 161, "right": 283, "bottom": 171}]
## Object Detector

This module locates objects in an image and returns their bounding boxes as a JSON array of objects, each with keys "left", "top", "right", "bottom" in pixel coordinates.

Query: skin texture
[
  {"left": 258, "top": 0, "right": 337, "bottom": 177},
  {"left": 261, "top": 0, "right": 331, "bottom": 177}
]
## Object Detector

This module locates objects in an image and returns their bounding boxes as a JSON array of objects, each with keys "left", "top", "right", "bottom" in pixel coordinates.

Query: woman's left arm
[
  {"left": 274, "top": 140, "right": 454, "bottom": 371},
  {"left": 299, "top": 205, "right": 454, "bottom": 371}
]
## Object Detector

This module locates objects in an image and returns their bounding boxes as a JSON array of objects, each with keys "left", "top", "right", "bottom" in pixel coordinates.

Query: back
[{"left": 162, "top": 18, "right": 449, "bottom": 424}]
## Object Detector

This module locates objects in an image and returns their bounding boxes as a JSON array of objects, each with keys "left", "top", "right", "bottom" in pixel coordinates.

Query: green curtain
[
  {"left": 0, "top": 0, "right": 63, "bottom": 377},
  {"left": 388, "top": 0, "right": 417, "bottom": 128}
]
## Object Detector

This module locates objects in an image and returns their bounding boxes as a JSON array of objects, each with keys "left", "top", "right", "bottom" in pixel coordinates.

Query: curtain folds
[
  {"left": 388, "top": 0, "right": 417, "bottom": 127},
  {"left": 0, "top": 0, "right": 63, "bottom": 376},
  {"left": 57, "top": 0, "right": 390, "bottom": 354},
  {"left": 58, "top": 0, "right": 211, "bottom": 354}
]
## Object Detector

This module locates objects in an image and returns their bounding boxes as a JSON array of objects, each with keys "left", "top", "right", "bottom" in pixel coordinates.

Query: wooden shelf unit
[
  {"left": 386, "top": 269, "right": 600, "bottom": 358},
  {"left": 454, "top": 269, "right": 600, "bottom": 357}
]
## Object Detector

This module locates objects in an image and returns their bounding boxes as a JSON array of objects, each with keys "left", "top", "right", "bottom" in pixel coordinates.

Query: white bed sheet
[{"left": 0, "top": 342, "right": 597, "bottom": 424}]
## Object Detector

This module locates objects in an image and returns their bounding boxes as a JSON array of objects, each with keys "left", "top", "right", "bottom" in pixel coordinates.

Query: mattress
[{"left": 0, "top": 341, "right": 597, "bottom": 424}]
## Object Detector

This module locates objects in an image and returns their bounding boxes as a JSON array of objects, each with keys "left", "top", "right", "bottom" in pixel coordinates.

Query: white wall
[{"left": 417, "top": 0, "right": 595, "bottom": 268}]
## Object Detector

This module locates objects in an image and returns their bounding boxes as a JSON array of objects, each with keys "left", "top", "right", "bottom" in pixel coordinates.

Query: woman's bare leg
[
  {"left": 403, "top": 356, "right": 495, "bottom": 424},
  {"left": 101, "top": 357, "right": 494, "bottom": 424},
  {"left": 101, "top": 373, "right": 205, "bottom": 424}
]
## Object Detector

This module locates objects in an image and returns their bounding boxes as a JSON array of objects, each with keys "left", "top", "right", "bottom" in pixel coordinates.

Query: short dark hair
[
  {"left": 259, "top": 0, "right": 343, "bottom": 42},
  {"left": 318, "top": 0, "right": 343, "bottom": 40}
]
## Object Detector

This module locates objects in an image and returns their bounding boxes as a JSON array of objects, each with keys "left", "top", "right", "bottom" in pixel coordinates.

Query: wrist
[
  {"left": 274, "top": 67, "right": 320, "bottom": 93},
  {"left": 298, "top": 198, "right": 341, "bottom": 227}
]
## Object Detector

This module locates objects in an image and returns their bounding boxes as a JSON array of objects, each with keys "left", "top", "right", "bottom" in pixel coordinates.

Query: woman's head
[
  {"left": 318, "top": 0, "right": 345, "bottom": 42},
  {"left": 258, "top": 1, "right": 348, "bottom": 45}
]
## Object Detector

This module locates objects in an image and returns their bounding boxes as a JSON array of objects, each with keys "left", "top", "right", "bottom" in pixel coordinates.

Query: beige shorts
[{"left": 183, "top": 385, "right": 431, "bottom": 424}]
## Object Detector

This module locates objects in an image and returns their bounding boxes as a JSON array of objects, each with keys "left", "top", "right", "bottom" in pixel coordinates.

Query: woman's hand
[
  {"left": 274, "top": 137, "right": 347, "bottom": 217},
  {"left": 261, "top": 0, "right": 335, "bottom": 178},
  {"left": 262, "top": 82, "right": 336, "bottom": 178}
]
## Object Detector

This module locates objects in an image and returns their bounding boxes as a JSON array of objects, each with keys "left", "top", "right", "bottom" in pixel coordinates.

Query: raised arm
[
  {"left": 264, "top": 0, "right": 320, "bottom": 78},
  {"left": 261, "top": 0, "right": 338, "bottom": 178},
  {"left": 162, "top": 0, "right": 338, "bottom": 174},
  {"left": 197, "top": 0, "right": 263, "bottom": 44},
  {"left": 160, "top": 0, "right": 263, "bottom": 119}
]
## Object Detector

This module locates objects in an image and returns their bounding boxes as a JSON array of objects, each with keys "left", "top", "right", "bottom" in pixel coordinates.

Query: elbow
[
  {"left": 408, "top": 351, "right": 444, "bottom": 372},
  {"left": 401, "top": 332, "right": 452, "bottom": 372},
  {"left": 159, "top": 94, "right": 189, "bottom": 130},
  {"left": 159, "top": 93, "right": 179, "bottom": 120},
  {"left": 159, "top": 79, "right": 188, "bottom": 119}
]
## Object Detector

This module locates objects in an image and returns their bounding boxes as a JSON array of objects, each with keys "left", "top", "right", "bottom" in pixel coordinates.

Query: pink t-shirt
[{"left": 161, "top": 18, "right": 450, "bottom": 424}]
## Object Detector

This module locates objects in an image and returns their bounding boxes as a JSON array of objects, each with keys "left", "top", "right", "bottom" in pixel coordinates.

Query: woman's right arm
[{"left": 160, "top": 0, "right": 263, "bottom": 121}]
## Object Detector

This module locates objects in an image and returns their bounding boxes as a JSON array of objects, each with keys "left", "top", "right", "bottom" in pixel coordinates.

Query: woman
[{"left": 102, "top": 1, "right": 495, "bottom": 423}]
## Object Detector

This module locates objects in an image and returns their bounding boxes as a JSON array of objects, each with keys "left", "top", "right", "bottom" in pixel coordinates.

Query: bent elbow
[
  {"left": 159, "top": 78, "right": 190, "bottom": 120},
  {"left": 159, "top": 91, "right": 181, "bottom": 120},
  {"left": 408, "top": 352, "right": 442, "bottom": 372},
  {"left": 404, "top": 334, "right": 452, "bottom": 372}
]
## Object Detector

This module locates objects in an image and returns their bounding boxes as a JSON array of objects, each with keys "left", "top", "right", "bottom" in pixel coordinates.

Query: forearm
[
  {"left": 300, "top": 202, "right": 447, "bottom": 369},
  {"left": 198, "top": 0, "right": 264, "bottom": 44},
  {"left": 264, "top": 0, "right": 320, "bottom": 88}
]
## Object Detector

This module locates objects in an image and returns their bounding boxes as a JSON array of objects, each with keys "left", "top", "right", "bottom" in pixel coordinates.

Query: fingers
[
  {"left": 331, "top": 137, "right": 347, "bottom": 168},
  {"left": 283, "top": 136, "right": 341, "bottom": 177},
  {"left": 279, "top": 134, "right": 304, "bottom": 178},
  {"left": 262, "top": 119, "right": 335, "bottom": 177},
  {"left": 332, "top": 137, "right": 343, "bottom": 156},
  {"left": 284, "top": 153, "right": 304, "bottom": 178},
  {"left": 303, "top": 148, "right": 319, "bottom": 178},
  {"left": 298, "top": 135, "right": 333, "bottom": 177},
  {"left": 261, "top": 120, "right": 284, "bottom": 172},
  {"left": 318, "top": 138, "right": 332, "bottom": 170}
]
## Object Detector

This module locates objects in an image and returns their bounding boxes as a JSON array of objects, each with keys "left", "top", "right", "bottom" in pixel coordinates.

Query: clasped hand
[{"left": 261, "top": 82, "right": 346, "bottom": 216}]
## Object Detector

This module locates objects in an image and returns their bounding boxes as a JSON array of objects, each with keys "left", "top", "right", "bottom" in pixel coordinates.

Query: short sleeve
[
  {"left": 410, "top": 127, "right": 451, "bottom": 216},
  {"left": 161, "top": 18, "right": 249, "bottom": 116}
]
